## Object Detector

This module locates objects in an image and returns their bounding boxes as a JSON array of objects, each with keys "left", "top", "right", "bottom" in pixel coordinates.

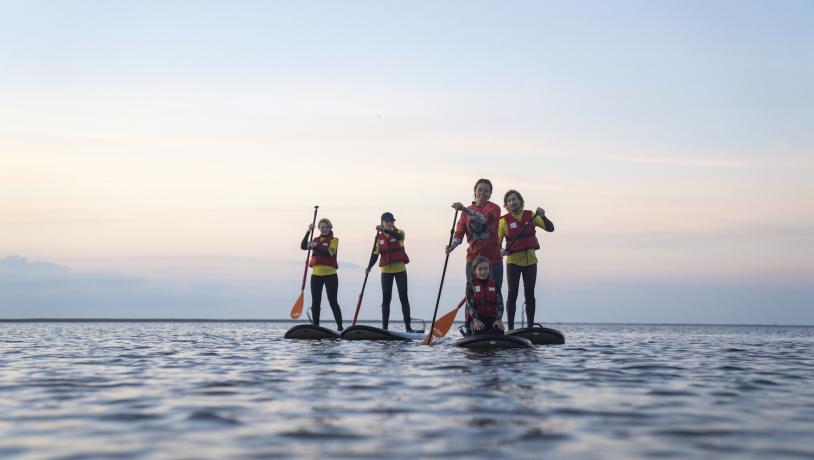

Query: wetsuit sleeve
[
  {"left": 540, "top": 214, "right": 554, "bottom": 232},
  {"left": 453, "top": 213, "right": 468, "bottom": 241},
  {"left": 310, "top": 237, "right": 336, "bottom": 258},
  {"left": 312, "top": 246, "right": 331, "bottom": 257},
  {"left": 382, "top": 228, "right": 404, "bottom": 240},
  {"left": 367, "top": 251, "right": 378, "bottom": 270},
  {"left": 300, "top": 231, "right": 311, "bottom": 250},
  {"left": 465, "top": 284, "right": 479, "bottom": 321},
  {"left": 498, "top": 218, "right": 507, "bottom": 245},
  {"left": 464, "top": 207, "right": 486, "bottom": 225}
]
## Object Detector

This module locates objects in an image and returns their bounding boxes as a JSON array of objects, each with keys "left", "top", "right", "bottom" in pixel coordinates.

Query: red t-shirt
[{"left": 453, "top": 201, "right": 502, "bottom": 263}]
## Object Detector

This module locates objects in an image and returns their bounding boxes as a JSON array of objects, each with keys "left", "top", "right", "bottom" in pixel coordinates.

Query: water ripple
[{"left": 1, "top": 322, "right": 813, "bottom": 459}]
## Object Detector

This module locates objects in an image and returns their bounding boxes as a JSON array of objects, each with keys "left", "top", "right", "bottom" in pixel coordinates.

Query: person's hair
[
  {"left": 317, "top": 218, "right": 333, "bottom": 229},
  {"left": 503, "top": 189, "right": 525, "bottom": 210},
  {"left": 473, "top": 178, "right": 493, "bottom": 195},
  {"left": 471, "top": 256, "right": 491, "bottom": 274}
]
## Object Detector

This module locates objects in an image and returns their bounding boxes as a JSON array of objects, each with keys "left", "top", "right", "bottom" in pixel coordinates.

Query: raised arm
[{"left": 535, "top": 207, "right": 554, "bottom": 232}]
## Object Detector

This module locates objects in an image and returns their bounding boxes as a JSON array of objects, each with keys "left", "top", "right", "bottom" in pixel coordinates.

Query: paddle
[
  {"left": 352, "top": 231, "right": 380, "bottom": 326},
  {"left": 290, "top": 205, "right": 319, "bottom": 320},
  {"left": 422, "top": 208, "right": 460, "bottom": 345},
  {"left": 429, "top": 297, "right": 465, "bottom": 338},
  {"left": 429, "top": 209, "right": 544, "bottom": 337}
]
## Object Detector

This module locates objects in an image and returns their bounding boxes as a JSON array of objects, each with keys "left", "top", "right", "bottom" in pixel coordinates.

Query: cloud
[
  {"left": 1, "top": 255, "right": 813, "bottom": 325},
  {"left": 0, "top": 256, "right": 285, "bottom": 319}
]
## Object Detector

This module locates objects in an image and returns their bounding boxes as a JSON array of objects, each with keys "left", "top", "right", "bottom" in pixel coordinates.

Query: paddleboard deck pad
[
  {"left": 284, "top": 324, "right": 340, "bottom": 340},
  {"left": 339, "top": 325, "right": 422, "bottom": 341},
  {"left": 452, "top": 334, "right": 532, "bottom": 349},
  {"left": 506, "top": 324, "right": 565, "bottom": 345}
]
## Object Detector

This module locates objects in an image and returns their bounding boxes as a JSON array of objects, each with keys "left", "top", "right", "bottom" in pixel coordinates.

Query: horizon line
[{"left": 0, "top": 318, "right": 810, "bottom": 327}]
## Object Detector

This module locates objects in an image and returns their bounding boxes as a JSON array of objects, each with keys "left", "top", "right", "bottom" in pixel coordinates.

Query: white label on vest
[
  {"left": 474, "top": 285, "right": 481, "bottom": 293},
  {"left": 489, "top": 287, "right": 495, "bottom": 292},
  {"left": 379, "top": 239, "right": 386, "bottom": 245},
  {"left": 509, "top": 222, "right": 517, "bottom": 229}
]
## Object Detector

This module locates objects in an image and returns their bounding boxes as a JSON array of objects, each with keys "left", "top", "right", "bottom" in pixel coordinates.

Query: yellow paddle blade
[{"left": 290, "top": 291, "right": 304, "bottom": 319}]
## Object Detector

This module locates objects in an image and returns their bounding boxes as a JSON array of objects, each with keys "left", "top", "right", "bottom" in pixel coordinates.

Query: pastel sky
[{"left": 2, "top": 1, "right": 812, "bottom": 323}]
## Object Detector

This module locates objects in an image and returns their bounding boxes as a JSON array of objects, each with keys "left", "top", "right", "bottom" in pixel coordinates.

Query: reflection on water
[{"left": 1, "top": 322, "right": 813, "bottom": 459}]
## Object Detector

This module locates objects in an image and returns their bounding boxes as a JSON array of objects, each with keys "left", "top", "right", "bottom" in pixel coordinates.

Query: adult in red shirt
[{"left": 444, "top": 178, "right": 504, "bottom": 292}]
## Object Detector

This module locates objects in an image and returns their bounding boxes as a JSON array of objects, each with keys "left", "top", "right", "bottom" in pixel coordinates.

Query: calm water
[{"left": 1, "top": 322, "right": 813, "bottom": 459}]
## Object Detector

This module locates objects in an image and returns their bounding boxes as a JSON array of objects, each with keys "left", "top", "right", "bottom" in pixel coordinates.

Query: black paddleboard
[
  {"left": 506, "top": 324, "right": 565, "bottom": 345},
  {"left": 452, "top": 334, "right": 532, "bottom": 349},
  {"left": 284, "top": 324, "right": 340, "bottom": 340},
  {"left": 339, "top": 324, "right": 419, "bottom": 341}
]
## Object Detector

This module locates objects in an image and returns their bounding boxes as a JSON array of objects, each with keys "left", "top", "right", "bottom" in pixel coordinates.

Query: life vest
[
  {"left": 378, "top": 231, "right": 409, "bottom": 266},
  {"left": 471, "top": 279, "right": 498, "bottom": 317},
  {"left": 308, "top": 235, "right": 338, "bottom": 268},
  {"left": 503, "top": 210, "right": 539, "bottom": 254}
]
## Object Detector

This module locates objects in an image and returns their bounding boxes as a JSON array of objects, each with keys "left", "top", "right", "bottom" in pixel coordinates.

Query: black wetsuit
[{"left": 367, "top": 229, "right": 412, "bottom": 331}]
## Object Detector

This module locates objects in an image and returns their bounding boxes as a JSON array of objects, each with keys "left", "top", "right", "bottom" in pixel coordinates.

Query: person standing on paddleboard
[
  {"left": 445, "top": 178, "right": 504, "bottom": 291},
  {"left": 464, "top": 256, "right": 505, "bottom": 336},
  {"left": 301, "top": 218, "right": 344, "bottom": 331},
  {"left": 366, "top": 212, "right": 415, "bottom": 332},
  {"left": 498, "top": 189, "right": 554, "bottom": 330}
]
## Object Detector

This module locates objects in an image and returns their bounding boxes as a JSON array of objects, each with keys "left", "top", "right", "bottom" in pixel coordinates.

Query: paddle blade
[
  {"left": 434, "top": 298, "right": 466, "bottom": 338},
  {"left": 432, "top": 304, "right": 462, "bottom": 338},
  {"left": 290, "top": 291, "right": 304, "bottom": 319}
]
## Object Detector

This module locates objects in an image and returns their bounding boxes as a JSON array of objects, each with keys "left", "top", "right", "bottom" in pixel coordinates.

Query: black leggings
[
  {"left": 506, "top": 263, "right": 537, "bottom": 330},
  {"left": 381, "top": 271, "right": 411, "bottom": 329},
  {"left": 310, "top": 274, "right": 343, "bottom": 329}
]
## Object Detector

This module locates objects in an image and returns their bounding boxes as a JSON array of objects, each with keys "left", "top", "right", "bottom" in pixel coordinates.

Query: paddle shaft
[
  {"left": 424, "top": 208, "right": 460, "bottom": 344},
  {"left": 352, "top": 231, "right": 380, "bottom": 325},
  {"left": 299, "top": 206, "right": 319, "bottom": 290}
]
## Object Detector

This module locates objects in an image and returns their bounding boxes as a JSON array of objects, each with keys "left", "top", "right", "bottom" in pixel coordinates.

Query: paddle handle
[
  {"left": 299, "top": 206, "right": 319, "bottom": 290},
  {"left": 425, "top": 209, "right": 459, "bottom": 344}
]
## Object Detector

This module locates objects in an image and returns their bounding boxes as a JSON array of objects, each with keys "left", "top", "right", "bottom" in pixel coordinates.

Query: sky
[{"left": 1, "top": 1, "right": 813, "bottom": 323}]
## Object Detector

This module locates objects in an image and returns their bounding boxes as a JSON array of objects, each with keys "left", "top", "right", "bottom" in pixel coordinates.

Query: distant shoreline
[{"left": 0, "top": 318, "right": 810, "bottom": 327}]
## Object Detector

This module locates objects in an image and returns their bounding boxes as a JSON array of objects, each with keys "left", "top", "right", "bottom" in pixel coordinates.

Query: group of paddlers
[{"left": 299, "top": 178, "right": 554, "bottom": 336}]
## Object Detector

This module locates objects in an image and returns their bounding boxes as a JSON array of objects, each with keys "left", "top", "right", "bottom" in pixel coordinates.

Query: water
[{"left": 1, "top": 322, "right": 813, "bottom": 459}]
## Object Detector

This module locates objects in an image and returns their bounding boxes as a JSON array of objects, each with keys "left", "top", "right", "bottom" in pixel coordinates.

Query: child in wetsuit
[{"left": 465, "top": 256, "right": 505, "bottom": 336}]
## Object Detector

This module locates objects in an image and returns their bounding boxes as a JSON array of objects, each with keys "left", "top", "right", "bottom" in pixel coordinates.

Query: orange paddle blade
[
  {"left": 431, "top": 297, "right": 466, "bottom": 338},
  {"left": 290, "top": 291, "right": 304, "bottom": 319}
]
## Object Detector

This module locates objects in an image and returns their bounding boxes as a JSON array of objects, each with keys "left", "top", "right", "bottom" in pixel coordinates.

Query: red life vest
[
  {"left": 503, "top": 210, "right": 539, "bottom": 254},
  {"left": 308, "top": 236, "right": 338, "bottom": 268},
  {"left": 378, "top": 231, "right": 409, "bottom": 267},
  {"left": 471, "top": 279, "right": 498, "bottom": 317}
]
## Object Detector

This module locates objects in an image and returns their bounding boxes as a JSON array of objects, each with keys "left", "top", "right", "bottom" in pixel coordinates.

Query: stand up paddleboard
[
  {"left": 340, "top": 324, "right": 424, "bottom": 341},
  {"left": 452, "top": 334, "right": 532, "bottom": 349},
  {"left": 506, "top": 324, "right": 565, "bottom": 345},
  {"left": 284, "top": 324, "right": 340, "bottom": 340}
]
